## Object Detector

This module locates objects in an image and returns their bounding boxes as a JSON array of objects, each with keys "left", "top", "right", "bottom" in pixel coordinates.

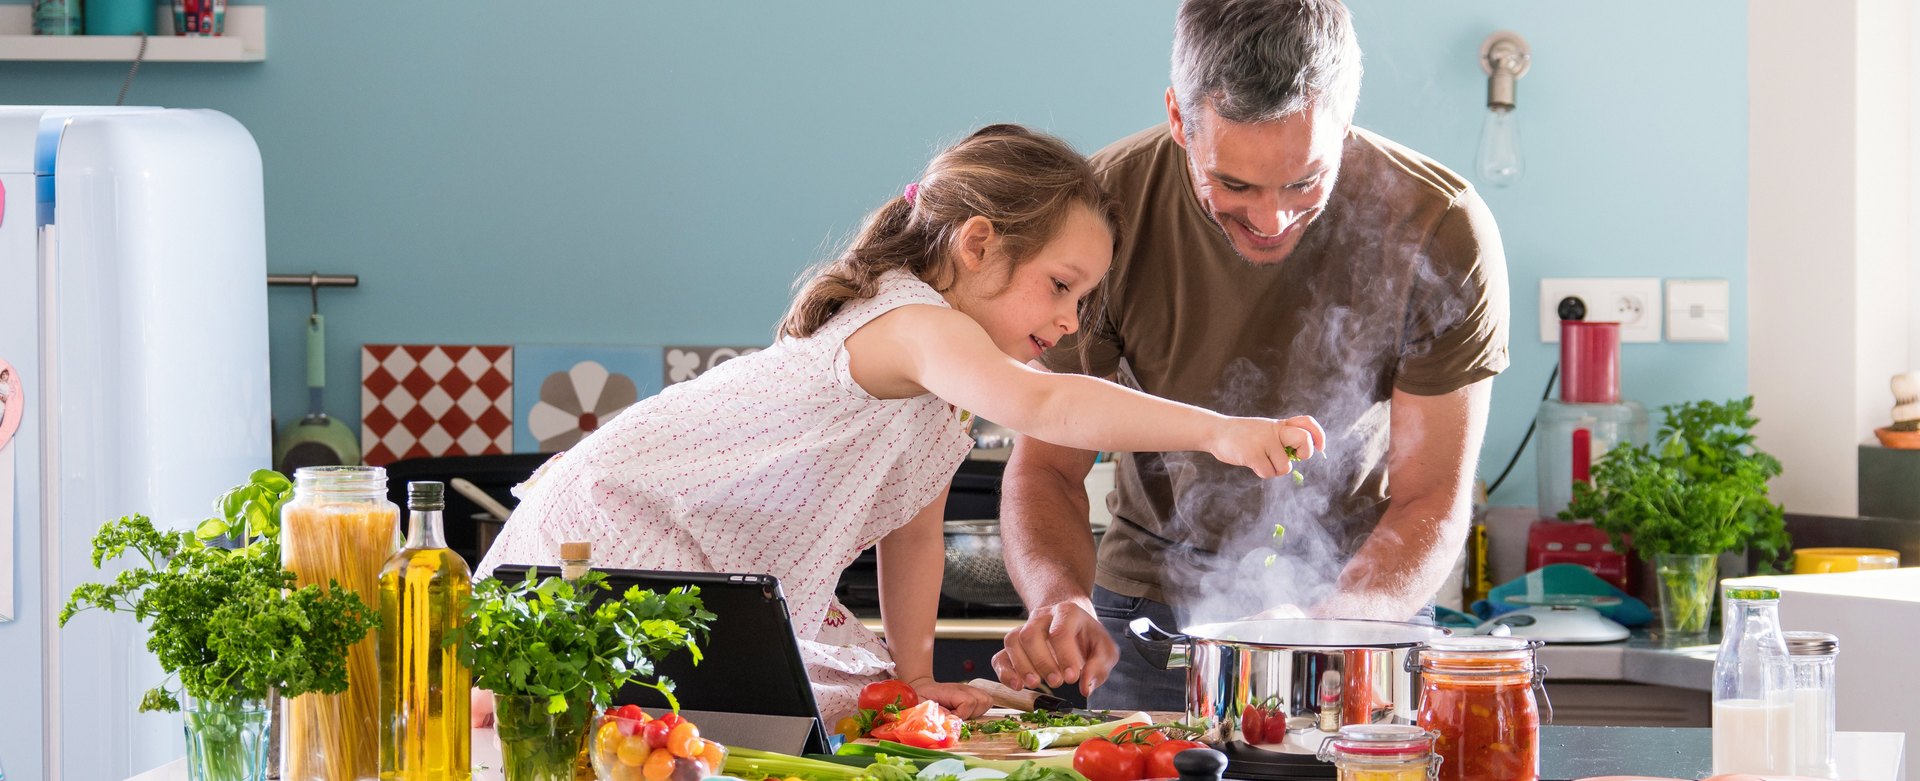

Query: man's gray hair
[{"left": 1171, "top": 0, "right": 1362, "bottom": 131}]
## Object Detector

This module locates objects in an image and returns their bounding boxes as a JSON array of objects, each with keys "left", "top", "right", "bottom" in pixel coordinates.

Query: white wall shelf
[{"left": 0, "top": 5, "right": 264, "bottom": 62}]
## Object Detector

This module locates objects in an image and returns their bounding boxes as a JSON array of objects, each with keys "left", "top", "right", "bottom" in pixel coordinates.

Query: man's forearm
[
  {"left": 1317, "top": 496, "right": 1470, "bottom": 620},
  {"left": 1001, "top": 436, "right": 1101, "bottom": 609}
]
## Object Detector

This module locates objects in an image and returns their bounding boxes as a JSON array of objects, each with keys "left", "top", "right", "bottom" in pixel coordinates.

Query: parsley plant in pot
[
  {"left": 59, "top": 470, "right": 380, "bottom": 781},
  {"left": 1561, "top": 397, "right": 1792, "bottom": 640},
  {"left": 458, "top": 570, "right": 712, "bottom": 781}
]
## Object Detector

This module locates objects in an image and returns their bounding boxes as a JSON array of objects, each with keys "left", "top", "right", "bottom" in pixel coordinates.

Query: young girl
[{"left": 475, "top": 124, "right": 1324, "bottom": 722}]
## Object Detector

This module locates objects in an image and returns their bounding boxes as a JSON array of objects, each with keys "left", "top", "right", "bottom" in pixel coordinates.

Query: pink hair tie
[{"left": 903, "top": 183, "right": 920, "bottom": 203}]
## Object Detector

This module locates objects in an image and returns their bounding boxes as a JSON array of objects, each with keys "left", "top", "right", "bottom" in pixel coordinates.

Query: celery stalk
[{"left": 1017, "top": 712, "right": 1154, "bottom": 751}]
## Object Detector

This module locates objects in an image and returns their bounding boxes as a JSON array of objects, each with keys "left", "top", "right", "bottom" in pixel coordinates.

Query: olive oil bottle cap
[{"left": 407, "top": 481, "right": 445, "bottom": 510}]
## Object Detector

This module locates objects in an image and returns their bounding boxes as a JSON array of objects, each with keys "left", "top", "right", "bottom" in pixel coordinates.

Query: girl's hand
[
  {"left": 471, "top": 688, "right": 496, "bottom": 728},
  {"left": 1209, "top": 415, "right": 1326, "bottom": 478},
  {"left": 907, "top": 677, "right": 994, "bottom": 720}
]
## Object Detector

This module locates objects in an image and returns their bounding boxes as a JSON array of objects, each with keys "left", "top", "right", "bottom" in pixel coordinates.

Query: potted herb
[
  {"left": 459, "top": 569, "right": 713, "bottom": 781},
  {"left": 59, "top": 470, "right": 380, "bottom": 781},
  {"left": 1562, "top": 397, "right": 1792, "bottom": 639}
]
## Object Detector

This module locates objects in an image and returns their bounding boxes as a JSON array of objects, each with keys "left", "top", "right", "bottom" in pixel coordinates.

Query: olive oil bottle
[{"left": 378, "top": 481, "right": 473, "bottom": 780}]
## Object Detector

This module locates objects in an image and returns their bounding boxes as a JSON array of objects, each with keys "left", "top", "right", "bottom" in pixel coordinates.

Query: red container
[{"left": 1560, "top": 321, "right": 1621, "bottom": 404}]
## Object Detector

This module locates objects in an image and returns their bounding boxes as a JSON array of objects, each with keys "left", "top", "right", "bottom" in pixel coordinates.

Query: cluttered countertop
[{"left": 124, "top": 722, "right": 1906, "bottom": 781}]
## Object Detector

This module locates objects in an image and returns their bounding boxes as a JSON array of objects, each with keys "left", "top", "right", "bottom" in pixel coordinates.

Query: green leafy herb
[
  {"left": 457, "top": 569, "right": 713, "bottom": 715},
  {"left": 1561, "top": 397, "right": 1791, "bottom": 571},
  {"left": 59, "top": 471, "right": 379, "bottom": 712},
  {"left": 972, "top": 709, "right": 1110, "bottom": 734}
]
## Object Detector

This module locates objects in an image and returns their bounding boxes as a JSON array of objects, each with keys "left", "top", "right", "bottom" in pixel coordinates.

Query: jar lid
[
  {"left": 1725, "top": 585, "right": 1780, "bottom": 601},
  {"left": 1319, "top": 724, "right": 1434, "bottom": 760},
  {"left": 1784, "top": 630, "right": 1839, "bottom": 656},
  {"left": 559, "top": 541, "right": 592, "bottom": 560},
  {"left": 1423, "top": 636, "right": 1531, "bottom": 654}
]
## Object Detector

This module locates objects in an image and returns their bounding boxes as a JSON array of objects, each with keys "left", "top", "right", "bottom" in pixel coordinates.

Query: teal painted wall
[{"left": 0, "top": 2, "right": 1746, "bottom": 776}]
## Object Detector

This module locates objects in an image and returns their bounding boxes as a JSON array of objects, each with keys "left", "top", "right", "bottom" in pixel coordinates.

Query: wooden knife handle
[{"left": 967, "top": 678, "right": 1041, "bottom": 711}]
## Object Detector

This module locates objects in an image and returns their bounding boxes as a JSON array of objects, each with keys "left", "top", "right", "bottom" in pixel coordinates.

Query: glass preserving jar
[
  {"left": 1413, "top": 637, "right": 1545, "bottom": 781},
  {"left": 280, "top": 465, "right": 400, "bottom": 781},
  {"left": 1316, "top": 724, "right": 1440, "bottom": 781},
  {"left": 1785, "top": 631, "right": 1839, "bottom": 779}
]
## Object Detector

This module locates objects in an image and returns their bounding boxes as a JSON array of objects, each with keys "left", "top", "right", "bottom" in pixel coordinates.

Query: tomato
[
  {"left": 1259, "top": 706, "right": 1287, "bottom": 744},
  {"left": 887, "top": 700, "right": 964, "bottom": 749},
  {"left": 1074, "top": 738, "right": 1145, "bottom": 781},
  {"left": 857, "top": 680, "right": 920, "bottom": 712},
  {"left": 1240, "top": 706, "right": 1266, "bottom": 744},
  {"left": 666, "top": 722, "right": 702, "bottom": 759},
  {"left": 653, "top": 712, "right": 686, "bottom": 730},
  {"left": 833, "top": 716, "right": 864, "bottom": 741},
  {"left": 869, "top": 721, "right": 902, "bottom": 742},
  {"left": 1144, "top": 740, "right": 1207, "bottom": 779},
  {"left": 642, "top": 719, "right": 672, "bottom": 750}
]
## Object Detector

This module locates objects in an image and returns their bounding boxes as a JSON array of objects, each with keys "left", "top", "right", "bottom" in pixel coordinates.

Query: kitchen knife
[{"left": 966, "top": 678, "right": 1108, "bottom": 720}]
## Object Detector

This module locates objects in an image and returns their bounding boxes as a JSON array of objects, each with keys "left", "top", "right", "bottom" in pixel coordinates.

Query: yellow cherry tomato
[
  {"left": 596, "top": 721, "right": 623, "bottom": 755},
  {"left": 617, "top": 735, "right": 650, "bottom": 768},
  {"left": 700, "top": 739, "right": 726, "bottom": 769}
]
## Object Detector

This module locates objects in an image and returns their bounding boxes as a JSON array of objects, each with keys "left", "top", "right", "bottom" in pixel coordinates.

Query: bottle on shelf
[{"left": 559, "top": 540, "right": 592, "bottom": 581}]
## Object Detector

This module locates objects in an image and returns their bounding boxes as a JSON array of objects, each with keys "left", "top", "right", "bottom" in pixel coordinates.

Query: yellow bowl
[{"left": 1792, "top": 547, "right": 1901, "bottom": 574}]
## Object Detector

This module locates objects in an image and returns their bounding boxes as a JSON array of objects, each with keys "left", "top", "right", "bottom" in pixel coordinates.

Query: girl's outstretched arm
[
  {"left": 846, "top": 304, "right": 1324, "bottom": 478},
  {"left": 876, "top": 487, "right": 993, "bottom": 719}
]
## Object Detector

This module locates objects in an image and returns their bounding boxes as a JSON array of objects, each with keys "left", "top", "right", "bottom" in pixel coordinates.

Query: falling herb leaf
[
  {"left": 1263, "top": 554, "right": 1277, "bottom": 567},
  {"left": 1272, "top": 524, "right": 1285, "bottom": 542}
]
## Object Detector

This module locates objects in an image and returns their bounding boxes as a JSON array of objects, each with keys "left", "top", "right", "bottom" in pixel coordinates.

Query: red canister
[{"left": 1559, "top": 321, "right": 1620, "bottom": 404}]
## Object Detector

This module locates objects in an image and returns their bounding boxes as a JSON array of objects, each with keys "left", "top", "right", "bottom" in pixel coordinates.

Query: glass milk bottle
[
  {"left": 378, "top": 481, "right": 473, "bottom": 780},
  {"left": 1785, "top": 631, "right": 1840, "bottom": 778},
  {"left": 1712, "top": 586, "right": 1795, "bottom": 774}
]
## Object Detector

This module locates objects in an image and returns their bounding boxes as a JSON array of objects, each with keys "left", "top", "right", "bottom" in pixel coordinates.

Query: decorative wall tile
[
  {"left": 513, "top": 344, "right": 663, "bottom": 453},
  {"left": 663, "top": 345, "right": 765, "bottom": 386},
  {"left": 361, "top": 344, "right": 513, "bottom": 466}
]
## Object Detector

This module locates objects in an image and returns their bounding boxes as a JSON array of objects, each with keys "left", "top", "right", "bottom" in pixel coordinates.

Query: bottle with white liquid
[
  {"left": 1786, "top": 631, "right": 1840, "bottom": 778},
  {"left": 1712, "top": 586, "right": 1795, "bottom": 774}
]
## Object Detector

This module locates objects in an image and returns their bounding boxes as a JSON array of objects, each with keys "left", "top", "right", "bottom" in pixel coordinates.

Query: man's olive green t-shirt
[{"left": 1041, "top": 125, "right": 1510, "bottom": 607}]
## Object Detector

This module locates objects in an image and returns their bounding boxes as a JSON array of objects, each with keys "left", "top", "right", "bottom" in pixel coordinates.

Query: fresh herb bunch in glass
[
  {"left": 458, "top": 569, "right": 713, "bottom": 781},
  {"left": 59, "top": 470, "right": 380, "bottom": 781},
  {"left": 1561, "top": 397, "right": 1791, "bottom": 636}
]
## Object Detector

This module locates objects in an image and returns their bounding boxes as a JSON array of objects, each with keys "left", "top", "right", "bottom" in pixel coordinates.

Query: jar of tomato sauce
[
  {"left": 1314, "top": 724, "right": 1440, "bottom": 781},
  {"left": 1411, "top": 637, "right": 1547, "bottom": 781}
]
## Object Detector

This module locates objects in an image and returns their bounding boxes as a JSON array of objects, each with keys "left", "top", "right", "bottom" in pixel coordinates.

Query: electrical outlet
[{"left": 1538, "top": 278, "right": 1663, "bottom": 343}]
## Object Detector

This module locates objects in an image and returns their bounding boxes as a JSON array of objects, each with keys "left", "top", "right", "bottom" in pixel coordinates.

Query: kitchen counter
[
  {"left": 126, "top": 725, "right": 1906, "bottom": 781},
  {"left": 866, "top": 619, "right": 1718, "bottom": 690}
]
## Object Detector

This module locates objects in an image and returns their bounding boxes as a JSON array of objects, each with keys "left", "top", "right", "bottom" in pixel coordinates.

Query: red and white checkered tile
[{"left": 360, "top": 344, "right": 513, "bottom": 466}]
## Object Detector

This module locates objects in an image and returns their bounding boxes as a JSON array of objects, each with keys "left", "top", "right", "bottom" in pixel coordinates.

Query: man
[{"left": 992, "top": 0, "right": 1509, "bottom": 710}]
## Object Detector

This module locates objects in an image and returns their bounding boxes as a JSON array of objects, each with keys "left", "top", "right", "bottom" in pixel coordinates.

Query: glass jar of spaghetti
[
  {"left": 1315, "top": 724, "right": 1440, "bottom": 781},
  {"left": 1412, "top": 636, "right": 1545, "bottom": 781},
  {"left": 280, "top": 465, "right": 400, "bottom": 781}
]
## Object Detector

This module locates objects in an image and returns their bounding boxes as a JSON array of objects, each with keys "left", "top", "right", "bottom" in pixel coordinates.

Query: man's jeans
[
  {"left": 1086, "top": 586, "right": 1185, "bottom": 712},
  {"left": 1083, "top": 587, "right": 1440, "bottom": 712}
]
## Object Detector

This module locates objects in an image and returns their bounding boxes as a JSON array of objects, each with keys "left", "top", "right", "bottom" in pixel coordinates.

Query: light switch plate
[
  {"left": 1539, "top": 278, "right": 1663, "bottom": 343},
  {"left": 1666, "top": 278, "right": 1730, "bottom": 342}
]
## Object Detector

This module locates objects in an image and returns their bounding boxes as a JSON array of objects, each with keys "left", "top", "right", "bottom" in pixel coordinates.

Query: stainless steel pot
[{"left": 1128, "top": 617, "right": 1450, "bottom": 757}]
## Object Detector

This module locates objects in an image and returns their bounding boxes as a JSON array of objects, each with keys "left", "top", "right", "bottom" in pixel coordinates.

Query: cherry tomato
[
  {"left": 666, "top": 721, "right": 702, "bottom": 759},
  {"left": 653, "top": 712, "right": 686, "bottom": 730},
  {"left": 1241, "top": 707, "right": 1267, "bottom": 744},
  {"left": 642, "top": 746, "right": 676, "bottom": 781},
  {"left": 1260, "top": 706, "right": 1287, "bottom": 744},
  {"left": 856, "top": 680, "right": 921, "bottom": 712},
  {"left": 642, "top": 719, "right": 671, "bottom": 750},
  {"left": 833, "top": 716, "right": 864, "bottom": 741},
  {"left": 1073, "top": 738, "right": 1145, "bottom": 781},
  {"left": 1144, "top": 740, "right": 1207, "bottom": 779}
]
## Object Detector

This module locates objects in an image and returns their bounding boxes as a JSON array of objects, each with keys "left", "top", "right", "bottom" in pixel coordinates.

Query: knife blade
[{"left": 966, "top": 678, "right": 1108, "bottom": 720}]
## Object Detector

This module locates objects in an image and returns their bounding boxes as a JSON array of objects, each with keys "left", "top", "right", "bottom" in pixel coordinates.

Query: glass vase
[
  {"left": 493, "top": 694, "right": 594, "bottom": 781},
  {"left": 183, "top": 695, "right": 272, "bottom": 781},
  {"left": 1655, "top": 552, "right": 1718, "bottom": 642}
]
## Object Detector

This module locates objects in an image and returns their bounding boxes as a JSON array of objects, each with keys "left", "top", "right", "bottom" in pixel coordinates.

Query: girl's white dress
[{"left": 476, "top": 270, "right": 975, "bottom": 721}]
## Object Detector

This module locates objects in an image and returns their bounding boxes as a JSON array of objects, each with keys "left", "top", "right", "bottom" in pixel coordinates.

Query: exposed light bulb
[
  {"left": 1476, "top": 31, "right": 1531, "bottom": 189},
  {"left": 1477, "top": 105, "right": 1524, "bottom": 187}
]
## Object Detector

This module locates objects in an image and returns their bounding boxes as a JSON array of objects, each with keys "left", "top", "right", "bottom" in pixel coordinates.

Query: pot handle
[{"left": 1126, "top": 617, "right": 1190, "bottom": 670}]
